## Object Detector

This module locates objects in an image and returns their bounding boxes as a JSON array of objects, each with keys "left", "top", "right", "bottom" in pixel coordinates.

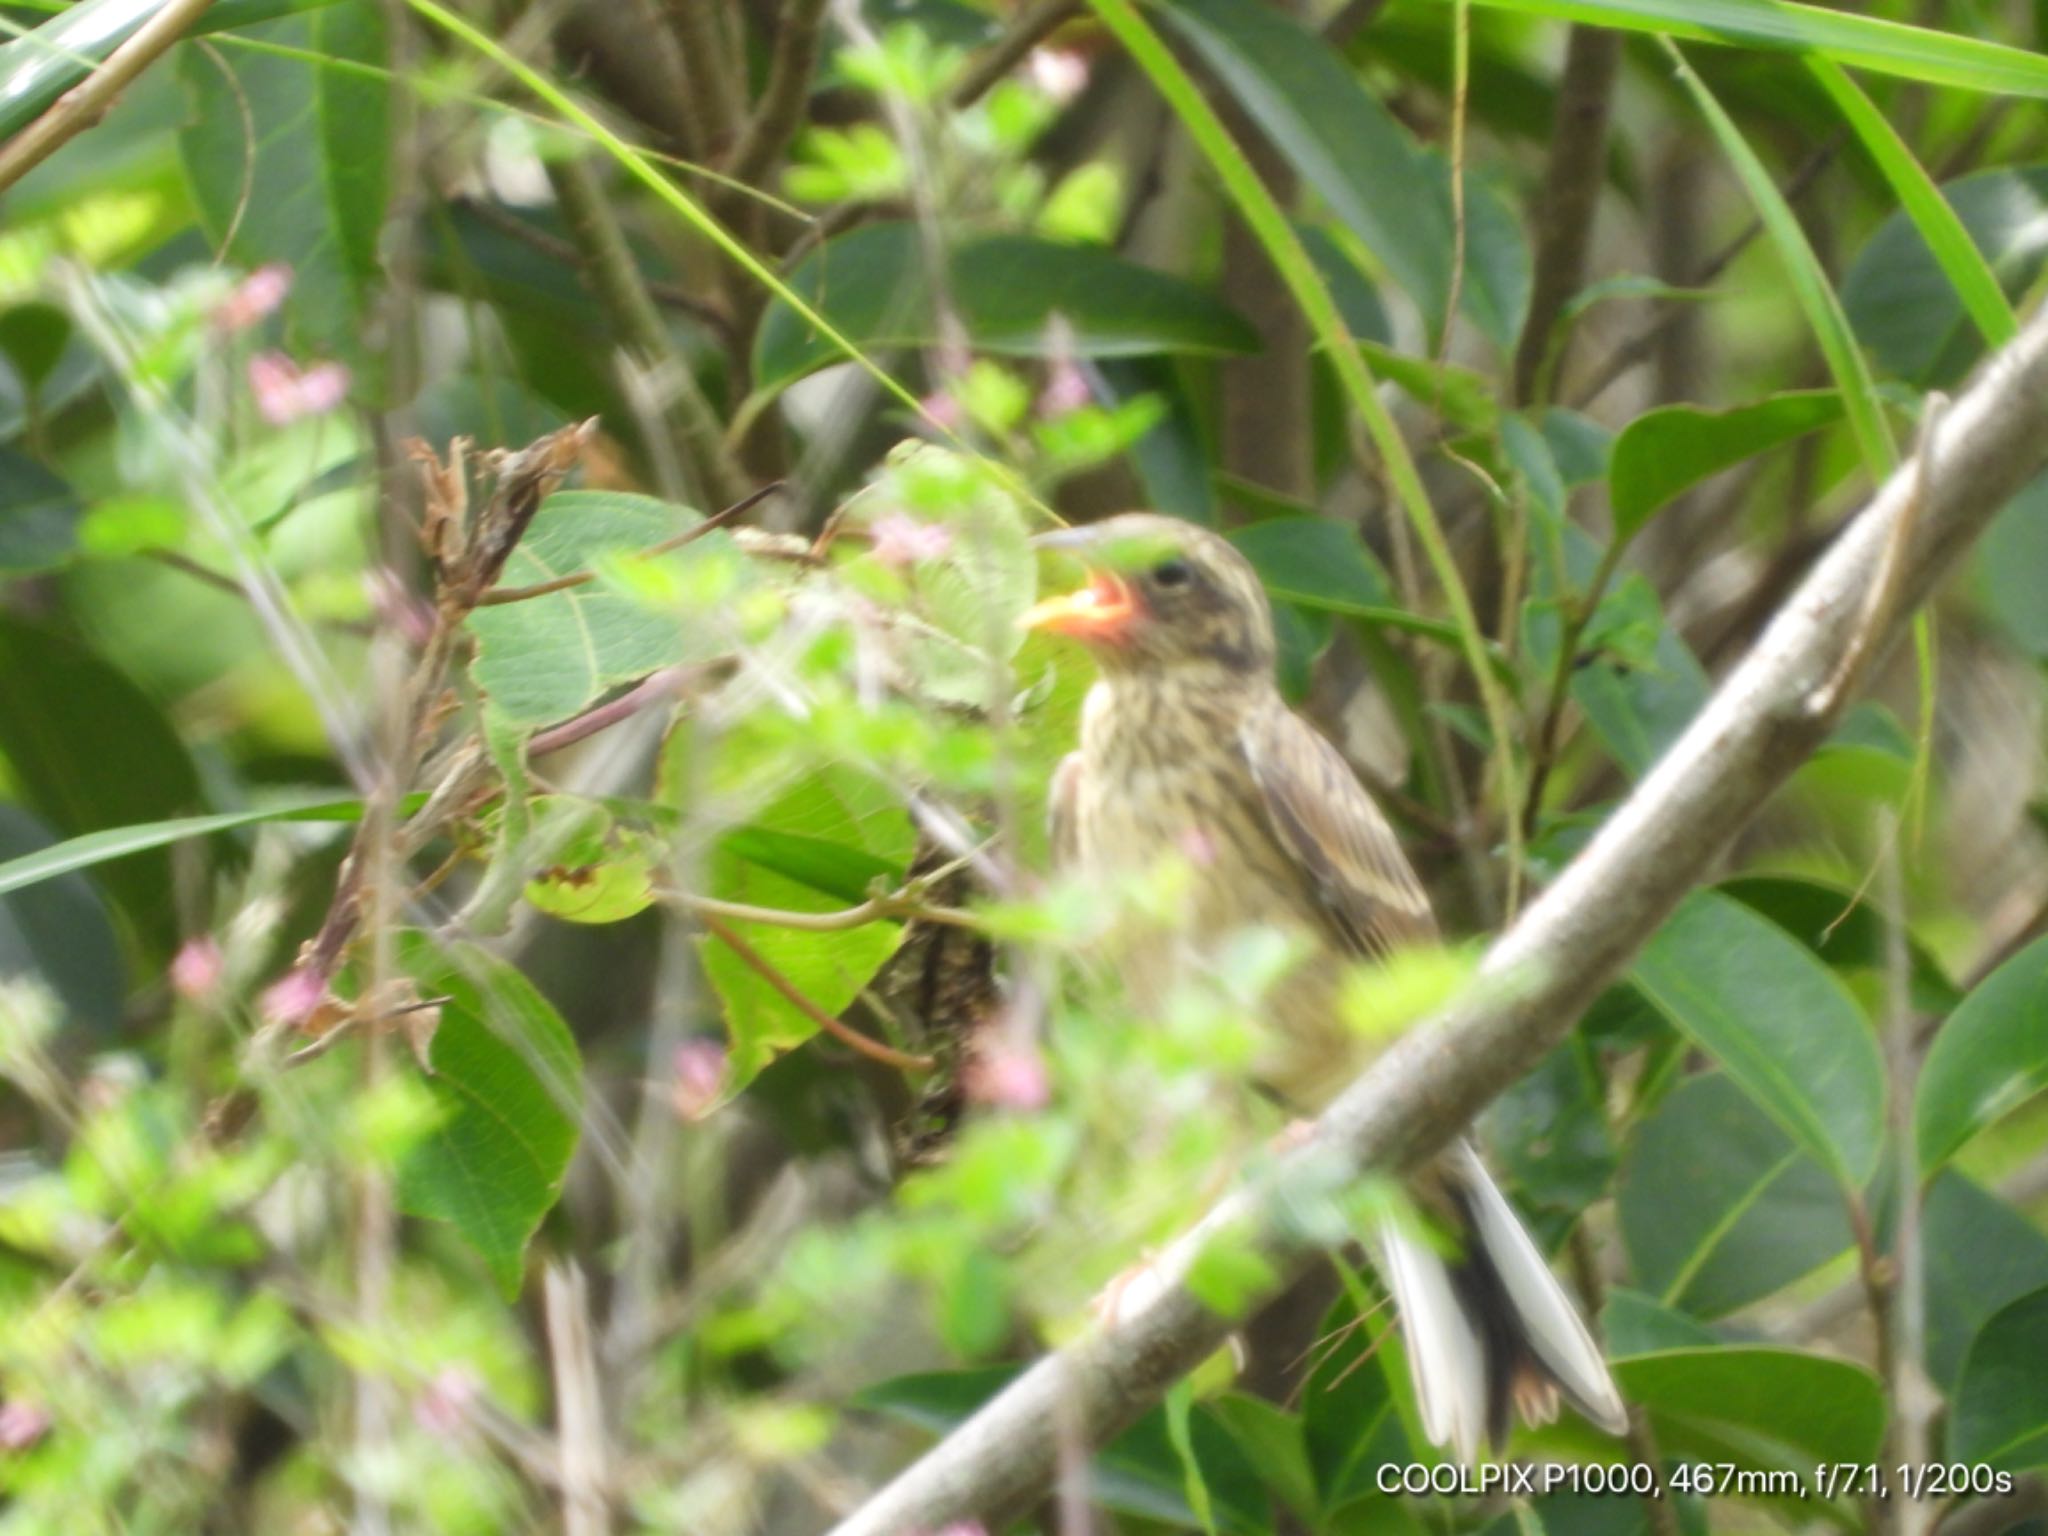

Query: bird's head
[{"left": 1021, "top": 512, "right": 1276, "bottom": 679}]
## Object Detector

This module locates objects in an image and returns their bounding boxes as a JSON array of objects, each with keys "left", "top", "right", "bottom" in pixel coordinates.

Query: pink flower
[
  {"left": 869, "top": 512, "right": 954, "bottom": 568},
  {"left": 0, "top": 1400, "right": 49, "bottom": 1451},
  {"left": 670, "top": 1039, "right": 727, "bottom": 1121},
  {"left": 413, "top": 1365, "right": 480, "bottom": 1437},
  {"left": 1177, "top": 826, "right": 1217, "bottom": 867},
  {"left": 918, "top": 390, "right": 964, "bottom": 433},
  {"left": 260, "top": 967, "right": 326, "bottom": 1028},
  {"left": 364, "top": 567, "right": 435, "bottom": 648},
  {"left": 248, "top": 351, "right": 350, "bottom": 425},
  {"left": 965, "top": 1039, "right": 1050, "bottom": 1111},
  {"left": 1027, "top": 46, "right": 1089, "bottom": 103},
  {"left": 169, "top": 936, "right": 223, "bottom": 1002},
  {"left": 1036, "top": 315, "right": 1090, "bottom": 419},
  {"left": 213, "top": 263, "right": 292, "bottom": 331}
]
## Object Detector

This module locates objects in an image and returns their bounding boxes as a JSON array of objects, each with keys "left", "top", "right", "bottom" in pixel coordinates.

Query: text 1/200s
[{"left": 1374, "top": 1462, "right": 2018, "bottom": 1502}]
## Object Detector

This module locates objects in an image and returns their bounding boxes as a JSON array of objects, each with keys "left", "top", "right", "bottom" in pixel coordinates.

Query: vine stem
[{"left": 695, "top": 912, "right": 936, "bottom": 1071}]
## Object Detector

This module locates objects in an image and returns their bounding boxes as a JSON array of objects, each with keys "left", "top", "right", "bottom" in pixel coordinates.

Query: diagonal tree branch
[{"left": 822, "top": 304, "right": 2048, "bottom": 1536}]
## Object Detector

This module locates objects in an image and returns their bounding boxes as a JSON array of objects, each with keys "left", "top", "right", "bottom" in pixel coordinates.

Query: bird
[{"left": 1021, "top": 511, "right": 1628, "bottom": 1462}]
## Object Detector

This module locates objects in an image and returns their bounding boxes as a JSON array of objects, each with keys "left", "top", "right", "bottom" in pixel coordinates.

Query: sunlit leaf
[{"left": 1917, "top": 931, "right": 2048, "bottom": 1173}]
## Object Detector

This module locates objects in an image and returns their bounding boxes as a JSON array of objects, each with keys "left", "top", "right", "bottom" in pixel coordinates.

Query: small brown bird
[{"left": 1024, "top": 512, "right": 1627, "bottom": 1461}]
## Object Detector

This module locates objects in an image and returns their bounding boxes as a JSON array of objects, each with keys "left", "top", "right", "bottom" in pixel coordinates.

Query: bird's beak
[
  {"left": 1020, "top": 569, "right": 1136, "bottom": 637},
  {"left": 1023, "top": 525, "right": 1138, "bottom": 636}
]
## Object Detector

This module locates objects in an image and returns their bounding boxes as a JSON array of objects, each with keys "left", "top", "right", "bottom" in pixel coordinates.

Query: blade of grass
[
  {"left": 1808, "top": 58, "right": 2017, "bottom": 355},
  {"left": 0, "top": 797, "right": 371, "bottom": 898},
  {"left": 1665, "top": 38, "right": 1895, "bottom": 479},
  {"left": 1085, "top": 0, "right": 1526, "bottom": 910},
  {"left": 1454, "top": 0, "right": 2048, "bottom": 99}
]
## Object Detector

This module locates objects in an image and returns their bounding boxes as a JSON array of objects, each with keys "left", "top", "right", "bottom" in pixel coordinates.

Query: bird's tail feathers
[{"left": 1375, "top": 1141, "right": 1628, "bottom": 1462}]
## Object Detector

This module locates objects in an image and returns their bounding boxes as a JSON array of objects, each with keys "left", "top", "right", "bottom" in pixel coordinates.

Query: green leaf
[
  {"left": 1977, "top": 469, "right": 2048, "bottom": 660},
  {"left": 1950, "top": 1286, "right": 2048, "bottom": 1470},
  {"left": 1616, "top": 1346, "right": 1885, "bottom": 1473},
  {"left": 0, "top": 447, "right": 82, "bottom": 575},
  {"left": 0, "top": 806, "right": 124, "bottom": 1036},
  {"left": 1608, "top": 391, "right": 1843, "bottom": 544},
  {"left": 1228, "top": 517, "right": 1391, "bottom": 615},
  {"left": 754, "top": 223, "right": 1258, "bottom": 393},
  {"left": 1209, "top": 1394, "right": 1317, "bottom": 1525},
  {"left": 1917, "top": 931, "right": 2048, "bottom": 1173},
  {"left": 1810, "top": 61, "right": 2016, "bottom": 361},
  {"left": 1666, "top": 42, "right": 1895, "bottom": 481},
  {"left": 465, "top": 491, "right": 715, "bottom": 727},
  {"left": 1922, "top": 1172, "right": 2048, "bottom": 1395},
  {"left": 0, "top": 796, "right": 367, "bottom": 901},
  {"left": 1631, "top": 890, "right": 1885, "bottom": 1189},
  {"left": 700, "top": 769, "right": 914, "bottom": 1095},
  {"left": 1357, "top": 341, "right": 1500, "bottom": 434},
  {"left": 0, "top": 619, "right": 203, "bottom": 956},
  {"left": 1485, "top": 1034, "right": 1616, "bottom": 1229},
  {"left": 520, "top": 799, "right": 660, "bottom": 925},
  {"left": 1845, "top": 166, "right": 2048, "bottom": 389},
  {"left": 856, "top": 1367, "right": 1276, "bottom": 1534},
  {"left": 1299, "top": 226, "right": 1391, "bottom": 347},
  {"left": 178, "top": 7, "right": 389, "bottom": 367},
  {"left": 1302, "top": 1288, "right": 1414, "bottom": 1511},
  {"left": 1617, "top": 1072, "right": 1853, "bottom": 1317},
  {"left": 1602, "top": 1288, "right": 1717, "bottom": 1357},
  {"left": 395, "top": 934, "right": 582, "bottom": 1297},
  {"left": 0, "top": 0, "right": 346, "bottom": 140},
  {"left": 1565, "top": 585, "right": 1710, "bottom": 779},
  {"left": 1456, "top": 0, "right": 2048, "bottom": 98},
  {"left": 1721, "top": 873, "right": 1958, "bottom": 1012},
  {"left": 1160, "top": 0, "right": 1448, "bottom": 322}
]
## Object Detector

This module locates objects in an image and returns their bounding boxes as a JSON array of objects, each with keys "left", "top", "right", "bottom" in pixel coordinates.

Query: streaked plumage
[{"left": 1029, "top": 513, "right": 1627, "bottom": 1460}]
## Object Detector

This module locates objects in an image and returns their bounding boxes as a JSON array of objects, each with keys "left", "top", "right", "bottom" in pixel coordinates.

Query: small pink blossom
[
  {"left": 670, "top": 1038, "right": 727, "bottom": 1121},
  {"left": 0, "top": 1400, "right": 49, "bottom": 1451},
  {"left": 1177, "top": 826, "right": 1218, "bottom": 867},
  {"left": 918, "top": 390, "right": 964, "bottom": 433},
  {"left": 413, "top": 1365, "right": 481, "bottom": 1437},
  {"left": 169, "top": 936, "right": 223, "bottom": 1002},
  {"left": 364, "top": 567, "right": 435, "bottom": 648},
  {"left": 869, "top": 512, "right": 954, "bottom": 568},
  {"left": 248, "top": 351, "right": 350, "bottom": 425},
  {"left": 1036, "top": 315, "right": 1090, "bottom": 418},
  {"left": 213, "top": 263, "right": 292, "bottom": 331},
  {"left": 965, "top": 1039, "right": 1050, "bottom": 1111},
  {"left": 1027, "top": 46, "right": 1089, "bottom": 103},
  {"left": 260, "top": 967, "right": 326, "bottom": 1028}
]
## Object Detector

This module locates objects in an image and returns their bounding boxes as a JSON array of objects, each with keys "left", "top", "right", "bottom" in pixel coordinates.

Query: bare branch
[
  {"left": 0, "top": 0, "right": 218, "bottom": 195},
  {"left": 722, "top": 0, "right": 831, "bottom": 187},
  {"left": 824, "top": 305, "right": 2048, "bottom": 1536}
]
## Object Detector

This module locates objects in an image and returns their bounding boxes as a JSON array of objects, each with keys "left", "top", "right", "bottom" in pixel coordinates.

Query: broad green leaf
[
  {"left": 1810, "top": 61, "right": 2015, "bottom": 361},
  {"left": 1098, "top": 357, "right": 1217, "bottom": 526},
  {"left": 1845, "top": 166, "right": 2048, "bottom": 388},
  {"left": 754, "top": 223, "right": 1258, "bottom": 393},
  {"left": 1923, "top": 1172, "right": 2048, "bottom": 1395},
  {"left": 0, "top": 618, "right": 203, "bottom": 956},
  {"left": 0, "top": 0, "right": 345, "bottom": 139},
  {"left": 520, "top": 798, "right": 660, "bottom": 925},
  {"left": 1209, "top": 1394, "right": 1316, "bottom": 1526},
  {"left": 0, "top": 805, "right": 124, "bottom": 1036},
  {"left": 1540, "top": 407, "right": 1614, "bottom": 488},
  {"left": 1608, "top": 391, "right": 1842, "bottom": 543},
  {"left": 1167, "top": 0, "right": 1532, "bottom": 350},
  {"left": 1631, "top": 890, "right": 1885, "bottom": 1189},
  {"left": 1302, "top": 1288, "right": 1414, "bottom": 1510},
  {"left": 1978, "top": 469, "right": 2048, "bottom": 660},
  {"left": 1615, "top": 1346, "right": 1885, "bottom": 1471},
  {"left": 1721, "top": 873, "right": 1958, "bottom": 1012},
  {"left": 1299, "top": 226, "right": 1391, "bottom": 347},
  {"left": 465, "top": 491, "right": 718, "bottom": 727},
  {"left": 0, "top": 446, "right": 81, "bottom": 574},
  {"left": 856, "top": 1367, "right": 1276, "bottom": 1534},
  {"left": 1950, "top": 1286, "right": 2048, "bottom": 1470},
  {"left": 0, "top": 796, "right": 367, "bottom": 900},
  {"left": 1617, "top": 1072, "right": 1853, "bottom": 1317},
  {"left": 1454, "top": 0, "right": 2048, "bottom": 98},
  {"left": 1667, "top": 42, "right": 1895, "bottom": 481},
  {"left": 178, "top": 8, "right": 389, "bottom": 367},
  {"left": 1485, "top": 1034, "right": 1616, "bottom": 1233},
  {"left": 1562, "top": 579, "right": 1710, "bottom": 780},
  {"left": 1228, "top": 517, "right": 1391, "bottom": 615},
  {"left": 1917, "top": 931, "right": 2048, "bottom": 1172},
  {"left": 395, "top": 934, "right": 581, "bottom": 1297},
  {"left": 1357, "top": 341, "right": 1500, "bottom": 434},
  {"left": 700, "top": 768, "right": 914, "bottom": 1095},
  {"left": 1601, "top": 1288, "right": 1717, "bottom": 1357}
]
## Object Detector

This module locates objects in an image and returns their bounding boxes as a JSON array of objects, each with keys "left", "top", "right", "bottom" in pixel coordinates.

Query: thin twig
[
  {"left": 947, "top": 0, "right": 1081, "bottom": 109},
  {"left": 0, "top": 0, "right": 219, "bottom": 195},
  {"left": 695, "top": 912, "right": 936, "bottom": 1070},
  {"left": 544, "top": 1263, "right": 612, "bottom": 1536},
  {"left": 1512, "top": 24, "right": 1622, "bottom": 406},
  {"left": 476, "top": 480, "right": 780, "bottom": 606},
  {"left": 723, "top": 0, "right": 832, "bottom": 186},
  {"left": 663, "top": 0, "right": 744, "bottom": 163}
]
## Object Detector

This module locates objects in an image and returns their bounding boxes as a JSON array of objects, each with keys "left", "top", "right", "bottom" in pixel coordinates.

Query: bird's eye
[{"left": 1151, "top": 558, "right": 1192, "bottom": 589}]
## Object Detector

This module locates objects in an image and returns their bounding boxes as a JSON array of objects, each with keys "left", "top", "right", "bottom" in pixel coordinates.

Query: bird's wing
[
  {"left": 1047, "top": 750, "right": 1084, "bottom": 872},
  {"left": 1238, "top": 702, "right": 1437, "bottom": 960}
]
